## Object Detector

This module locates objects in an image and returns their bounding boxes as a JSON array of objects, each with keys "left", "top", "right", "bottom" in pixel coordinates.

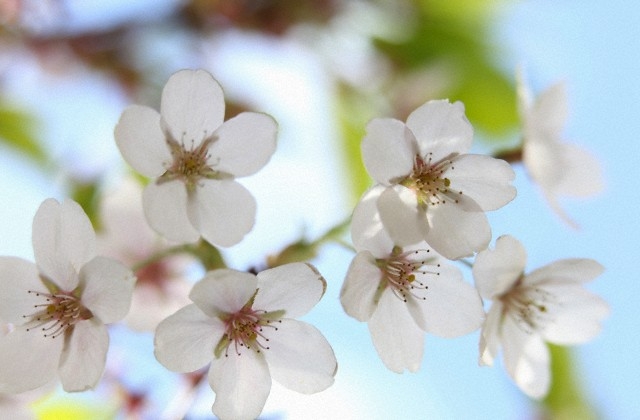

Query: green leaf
[{"left": 0, "top": 101, "right": 47, "bottom": 165}]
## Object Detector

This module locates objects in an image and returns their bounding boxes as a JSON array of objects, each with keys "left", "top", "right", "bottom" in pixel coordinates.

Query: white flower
[
  {"left": 341, "top": 186, "right": 485, "bottom": 373},
  {"left": 97, "top": 178, "right": 193, "bottom": 331},
  {"left": 115, "top": 69, "right": 277, "bottom": 247},
  {"left": 154, "top": 263, "right": 337, "bottom": 420},
  {"left": 473, "top": 235, "right": 609, "bottom": 398},
  {"left": 0, "top": 199, "right": 135, "bottom": 394},
  {"left": 518, "top": 70, "right": 604, "bottom": 228},
  {"left": 361, "top": 99, "right": 516, "bottom": 259}
]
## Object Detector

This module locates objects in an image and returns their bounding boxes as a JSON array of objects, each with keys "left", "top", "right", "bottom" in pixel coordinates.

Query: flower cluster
[{"left": 0, "top": 68, "right": 608, "bottom": 418}]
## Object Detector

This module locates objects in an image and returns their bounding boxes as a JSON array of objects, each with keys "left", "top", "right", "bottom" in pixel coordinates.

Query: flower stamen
[
  {"left": 22, "top": 290, "right": 93, "bottom": 338},
  {"left": 377, "top": 247, "right": 439, "bottom": 303}
]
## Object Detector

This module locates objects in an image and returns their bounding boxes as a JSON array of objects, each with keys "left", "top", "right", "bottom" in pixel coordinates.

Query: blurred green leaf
[{"left": 0, "top": 101, "right": 47, "bottom": 165}]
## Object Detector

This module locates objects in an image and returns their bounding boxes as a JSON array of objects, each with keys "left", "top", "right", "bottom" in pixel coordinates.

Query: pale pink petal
[
  {"left": 254, "top": 263, "right": 325, "bottom": 318},
  {"left": 502, "top": 323, "right": 550, "bottom": 399},
  {"left": 350, "top": 186, "right": 394, "bottom": 257},
  {"left": 340, "top": 251, "right": 381, "bottom": 322},
  {"left": 58, "top": 319, "right": 108, "bottom": 392},
  {"left": 446, "top": 154, "right": 516, "bottom": 211},
  {"left": 189, "top": 270, "right": 257, "bottom": 317},
  {"left": 368, "top": 289, "right": 425, "bottom": 373},
  {"left": 418, "top": 264, "right": 484, "bottom": 338},
  {"left": 361, "top": 118, "right": 417, "bottom": 185},
  {"left": 160, "top": 69, "right": 225, "bottom": 145},
  {"left": 425, "top": 200, "right": 490, "bottom": 260},
  {"left": 0, "top": 327, "right": 63, "bottom": 393},
  {"left": 479, "top": 302, "right": 504, "bottom": 366},
  {"left": 525, "top": 258, "right": 604, "bottom": 287},
  {"left": 553, "top": 143, "right": 604, "bottom": 197},
  {"left": 0, "top": 257, "right": 44, "bottom": 324},
  {"left": 114, "top": 105, "right": 171, "bottom": 178},
  {"left": 473, "top": 235, "right": 527, "bottom": 299},
  {"left": 262, "top": 319, "right": 336, "bottom": 393},
  {"left": 209, "top": 112, "right": 277, "bottom": 177},
  {"left": 187, "top": 180, "right": 256, "bottom": 247},
  {"left": 377, "top": 186, "right": 427, "bottom": 247},
  {"left": 32, "top": 199, "right": 96, "bottom": 291},
  {"left": 78, "top": 256, "right": 135, "bottom": 324},
  {"left": 142, "top": 180, "right": 200, "bottom": 244},
  {"left": 209, "top": 348, "right": 271, "bottom": 420},
  {"left": 154, "top": 304, "right": 225, "bottom": 373},
  {"left": 406, "top": 100, "right": 473, "bottom": 161}
]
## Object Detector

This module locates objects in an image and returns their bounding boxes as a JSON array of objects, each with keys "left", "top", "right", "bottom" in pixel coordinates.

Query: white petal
[
  {"left": 446, "top": 154, "right": 516, "bottom": 211},
  {"left": 530, "top": 82, "right": 568, "bottom": 140},
  {"left": 479, "top": 302, "right": 504, "bottom": 366},
  {"left": 473, "top": 235, "right": 527, "bottom": 299},
  {"left": 425, "top": 200, "right": 491, "bottom": 260},
  {"left": 0, "top": 327, "right": 63, "bottom": 393},
  {"left": 523, "top": 139, "right": 565, "bottom": 193},
  {"left": 160, "top": 69, "right": 225, "bottom": 145},
  {"left": 254, "top": 263, "right": 325, "bottom": 318},
  {"left": 350, "top": 186, "right": 394, "bottom": 257},
  {"left": 418, "top": 264, "right": 484, "bottom": 337},
  {"left": 154, "top": 304, "right": 224, "bottom": 372},
  {"left": 187, "top": 180, "right": 256, "bottom": 247},
  {"left": 142, "top": 180, "right": 200, "bottom": 243},
  {"left": 262, "top": 319, "right": 336, "bottom": 393},
  {"left": 209, "top": 112, "right": 277, "bottom": 177},
  {"left": 58, "top": 319, "right": 108, "bottom": 392},
  {"left": 406, "top": 100, "right": 473, "bottom": 161},
  {"left": 361, "top": 118, "right": 417, "bottom": 185},
  {"left": 210, "top": 348, "right": 271, "bottom": 420},
  {"left": 78, "top": 256, "right": 135, "bottom": 324},
  {"left": 502, "top": 324, "right": 550, "bottom": 400},
  {"left": 368, "top": 289, "right": 425, "bottom": 373},
  {"left": 377, "top": 186, "right": 427, "bottom": 247},
  {"left": 32, "top": 199, "right": 96, "bottom": 291},
  {"left": 189, "top": 270, "right": 257, "bottom": 317},
  {"left": 340, "top": 251, "right": 381, "bottom": 322},
  {"left": 0, "top": 257, "right": 44, "bottom": 324},
  {"left": 525, "top": 258, "right": 604, "bottom": 286},
  {"left": 553, "top": 143, "right": 604, "bottom": 197},
  {"left": 114, "top": 105, "right": 171, "bottom": 178}
]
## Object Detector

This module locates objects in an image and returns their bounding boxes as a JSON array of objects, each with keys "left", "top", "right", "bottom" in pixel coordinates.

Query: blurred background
[{"left": 1, "top": 0, "right": 639, "bottom": 419}]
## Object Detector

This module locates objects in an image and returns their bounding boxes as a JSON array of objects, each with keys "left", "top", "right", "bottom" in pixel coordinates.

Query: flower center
[
  {"left": 402, "top": 153, "right": 463, "bottom": 207},
  {"left": 22, "top": 290, "right": 93, "bottom": 338},
  {"left": 376, "top": 247, "right": 439, "bottom": 303},
  {"left": 215, "top": 301, "right": 284, "bottom": 358},
  {"left": 502, "top": 281, "right": 557, "bottom": 333},
  {"left": 161, "top": 137, "right": 220, "bottom": 190}
]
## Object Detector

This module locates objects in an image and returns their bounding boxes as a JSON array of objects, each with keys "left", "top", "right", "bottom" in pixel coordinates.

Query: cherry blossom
[
  {"left": 97, "top": 178, "right": 193, "bottom": 331},
  {"left": 518, "top": 71, "right": 604, "bottom": 228},
  {"left": 360, "top": 99, "right": 516, "bottom": 259},
  {"left": 341, "top": 186, "right": 484, "bottom": 372},
  {"left": 0, "top": 199, "right": 135, "bottom": 394},
  {"left": 154, "top": 263, "right": 337, "bottom": 420},
  {"left": 472, "top": 235, "right": 609, "bottom": 398},
  {"left": 115, "top": 69, "right": 277, "bottom": 247}
]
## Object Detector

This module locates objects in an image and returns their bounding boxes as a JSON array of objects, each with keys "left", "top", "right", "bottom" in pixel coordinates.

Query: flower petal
[
  {"left": 529, "top": 81, "right": 568, "bottom": 140},
  {"left": 446, "top": 154, "right": 516, "bottom": 211},
  {"left": 58, "top": 319, "right": 108, "bottom": 392},
  {"left": 0, "top": 327, "right": 63, "bottom": 393},
  {"left": 32, "top": 199, "right": 96, "bottom": 291},
  {"left": 350, "top": 186, "right": 395, "bottom": 257},
  {"left": 368, "top": 289, "right": 424, "bottom": 373},
  {"left": 525, "top": 258, "right": 604, "bottom": 286},
  {"left": 114, "top": 105, "right": 171, "bottom": 178},
  {"left": 142, "top": 180, "right": 200, "bottom": 244},
  {"left": 187, "top": 180, "right": 256, "bottom": 247},
  {"left": 473, "top": 235, "right": 527, "bottom": 299},
  {"left": 340, "top": 251, "right": 381, "bottom": 322},
  {"left": 425, "top": 199, "right": 490, "bottom": 260},
  {"left": 361, "top": 118, "right": 417, "bottom": 185},
  {"left": 78, "top": 256, "right": 135, "bottom": 324},
  {"left": 0, "top": 257, "right": 44, "bottom": 324},
  {"left": 210, "top": 348, "right": 271, "bottom": 420},
  {"left": 479, "top": 302, "right": 504, "bottom": 366},
  {"left": 189, "top": 270, "right": 257, "bottom": 317},
  {"left": 406, "top": 100, "right": 473, "bottom": 161},
  {"left": 377, "top": 186, "right": 427, "bottom": 247},
  {"left": 253, "top": 263, "right": 325, "bottom": 318},
  {"left": 418, "top": 264, "right": 484, "bottom": 337},
  {"left": 553, "top": 143, "right": 604, "bottom": 197},
  {"left": 160, "top": 69, "right": 225, "bottom": 146},
  {"left": 209, "top": 112, "right": 277, "bottom": 177},
  {"left": 262, "top": 319, "right": 336, "bottom": 393},
  {"left": 154, "top": 304, "right": 225, "bottom": 373}
]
